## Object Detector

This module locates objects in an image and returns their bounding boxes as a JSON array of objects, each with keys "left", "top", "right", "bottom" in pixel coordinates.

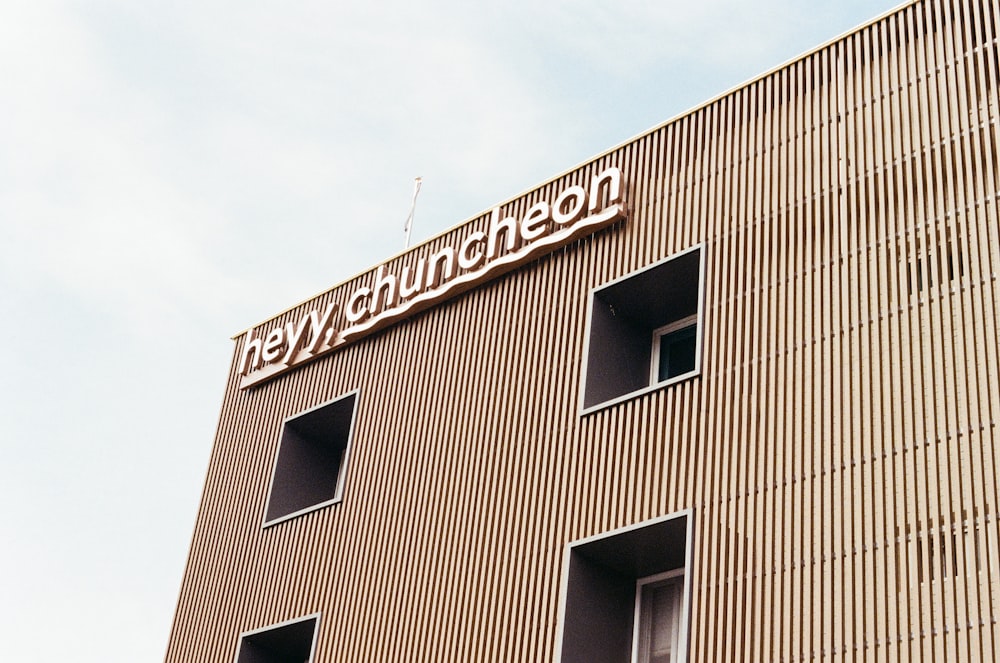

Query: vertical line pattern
[{"left": 164, "top": 1, "right": 1000, "bottom": 661}]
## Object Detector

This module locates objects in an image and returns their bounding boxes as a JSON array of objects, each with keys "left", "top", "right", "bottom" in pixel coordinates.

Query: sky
[{"left": 0, "top": 1, "right": 904, "bottom": 660}]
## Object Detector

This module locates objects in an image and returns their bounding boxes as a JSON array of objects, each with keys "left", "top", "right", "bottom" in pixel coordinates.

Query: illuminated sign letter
[
  {"left": 458, "top": 231, "right": 487, "bottom": 270},
  {"left": 345, "top": 287, "right": 372, "bottom": 323},
  {"left": 426, "top": 246, "right": 456, "bottom": 289},
  {"left": 487, "top": 208, "right": 519, "bottom": 260},
  {"left": 240, "top": 336, "right": 264, "bottom": 374},
  {"left": 399, "top": 259, "right": 427, "bottom": 299},
  {"left": 587, "top": 167, "right": 623, "bottom": 222},
  {"left": 261, "top": 327, "right": 286, "bottom": 362},
  {"left": 552, "top": 185, "right": 586, "bottom": 226},
  {"left": 369, "top": 265, "right": 399, "bottom": 316},
  {"left": 281, "top": 317, "right": 311, "bottom": 364},
  {"left": 520, "top": 201, "right": 551, "bottom": 241},
  {"left": 302, "top": 302, "right": 339, "bottom": 355}
]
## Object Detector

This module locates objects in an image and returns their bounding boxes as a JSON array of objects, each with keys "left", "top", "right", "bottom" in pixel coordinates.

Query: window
[
  {"left": 263, "top": 391, "right": 359, "bottom": 527},
  {"left": 555, "top": 511, "right": 692, "bottom": 663},
  {"left": 633, "top": 570, "right": 684, "bottom": 663},
  {"left": 581, "top": 246, "right": 703, "bottom": 413},
  {"left": 234, "top": 614, "right": 320, "bottom": 663},
  {"left": 651, "top": 315, "right": 698, "bottom": 383}
]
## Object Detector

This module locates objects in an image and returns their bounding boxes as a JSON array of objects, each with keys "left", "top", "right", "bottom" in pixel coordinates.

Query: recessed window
[
  {"left": 581, "top": 246, "right": 703, "bottom": 412},
  {"left": 235, "top": 614, "right": 320, "bottom": 663},
  {"left": 556, "top": 512, "right": 692, "bottom": 663},
  {"left": 263, "top": 391, "right": 359, "bottom": 527}
]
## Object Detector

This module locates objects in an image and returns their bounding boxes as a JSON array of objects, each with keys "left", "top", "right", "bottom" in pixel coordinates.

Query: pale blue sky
[{"left": 0, "top": 1, "right": 903, "bottom": 660}]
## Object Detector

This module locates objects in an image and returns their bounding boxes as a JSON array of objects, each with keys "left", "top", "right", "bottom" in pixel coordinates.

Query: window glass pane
[
  {"left": 649, "top": 583, "right": 676, "bottom": 658},
  {"left": 638, "top": 576, "right": 683, "bottom": 663},
  {"left": 657, "top": 325, "right": 696, "bottom": 381}
]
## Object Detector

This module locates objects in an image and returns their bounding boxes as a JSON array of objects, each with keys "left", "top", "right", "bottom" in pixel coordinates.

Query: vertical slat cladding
[
  {"left": 941, "top": 5, "right": 967, "bottom": 657},
  {"left": 954, "top": 5, "right": 988, "bottom": 651},
  {"left": 883, "top": 15, "right": 903, "bottom": 661},
  {"left": 728, "top": 83, "right": 749, "bottom": 663},
  {"left": 973, "top": 0, "right": 1000, "bottom": 655},
  {"left": 923, "top": 5, "right": 948, "bottom": 660},
  {"left": 163, "top": 1, "right": 1000, "bottom": 661},
  {"left": 984, "top": 2, "right": 1000, "bottom": 647}
]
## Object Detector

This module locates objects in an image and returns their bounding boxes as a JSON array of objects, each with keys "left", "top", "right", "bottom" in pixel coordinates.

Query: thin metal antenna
[{"left": 403, "top": 176, "right": 422, "bottom": 249}]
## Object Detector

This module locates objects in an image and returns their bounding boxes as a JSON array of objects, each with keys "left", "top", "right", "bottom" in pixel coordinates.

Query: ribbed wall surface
[{"left": 165, "top": 1, "right": 1000, "bottom": 660}]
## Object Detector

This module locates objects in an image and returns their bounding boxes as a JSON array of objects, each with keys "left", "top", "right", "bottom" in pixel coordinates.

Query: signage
[{"left": 239, "top": 166, "right": 627, "bottom": 389}]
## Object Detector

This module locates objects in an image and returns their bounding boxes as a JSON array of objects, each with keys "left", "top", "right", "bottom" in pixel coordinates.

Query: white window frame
[
  {"left": 632, "top": 568, "right": 685, "bottom": 663},
  {"left": 649, "top": 314, "right": 699, "bottom": 385}
]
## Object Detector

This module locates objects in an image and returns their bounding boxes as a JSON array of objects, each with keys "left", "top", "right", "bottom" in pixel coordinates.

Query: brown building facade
[{"left": 165, "top": 0, "right": 1000, "bottom": 660}]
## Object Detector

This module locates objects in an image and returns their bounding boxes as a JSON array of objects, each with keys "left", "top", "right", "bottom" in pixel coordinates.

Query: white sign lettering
[{"left": 239, "top": 166, "right": 627, "bottom": 389}]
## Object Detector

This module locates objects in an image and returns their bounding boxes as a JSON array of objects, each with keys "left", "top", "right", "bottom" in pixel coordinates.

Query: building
[{"left": 164, "top": 0, "right": 1000, "bottom": 660}]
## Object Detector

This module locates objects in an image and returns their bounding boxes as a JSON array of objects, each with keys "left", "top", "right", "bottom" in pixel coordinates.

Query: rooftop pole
[{"left": 403, "top": 176, "right": 422, "bottom": 249}]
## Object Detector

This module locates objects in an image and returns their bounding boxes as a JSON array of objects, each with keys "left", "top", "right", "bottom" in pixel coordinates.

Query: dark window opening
[
  {"left": 558, "top": 514, "right": 691, "bottom": 663},
  {"left": 264, "top": 391, "right": 358, "bottom": 526},
  {"left": 582, "top": 247, "right": 702, "bottom": 412},
  {"left": 236, "top": 615, "right": 319, "bottom": 663}
]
